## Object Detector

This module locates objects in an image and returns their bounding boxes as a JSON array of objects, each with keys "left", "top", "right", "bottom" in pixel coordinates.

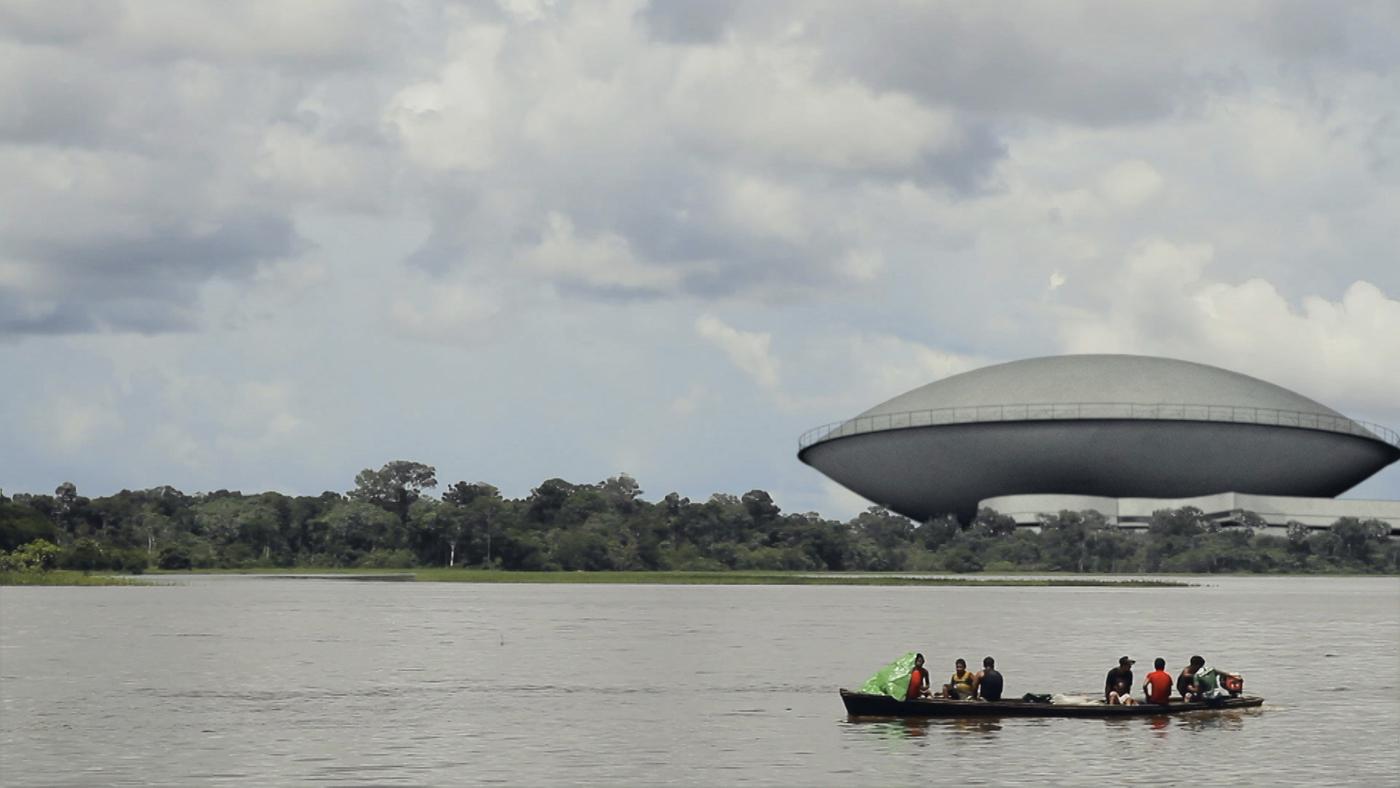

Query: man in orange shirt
[
  {"left": 906, "top": 653, "right": 932, "bottom": 700},
  {"left": 1142, "top": 657, "right": 1173, "bottom": 705}
]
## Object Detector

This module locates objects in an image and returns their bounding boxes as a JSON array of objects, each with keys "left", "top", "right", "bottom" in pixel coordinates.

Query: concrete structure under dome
[
  {"left": 978, "top": 492, "right": 1400, "bottom": 537},
  {"left": 798, "top": 354, "right": 1400, "bottom": 523}
]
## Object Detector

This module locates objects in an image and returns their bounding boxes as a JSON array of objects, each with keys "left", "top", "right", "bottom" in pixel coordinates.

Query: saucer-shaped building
[{"left": 797, "top": 355, "right": 1400, "bottom": 522}]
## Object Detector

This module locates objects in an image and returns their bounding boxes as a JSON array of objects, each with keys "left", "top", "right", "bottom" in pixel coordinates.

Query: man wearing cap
[{"left": 1105, "top": 656, "right": 1137, "bottom": 705}]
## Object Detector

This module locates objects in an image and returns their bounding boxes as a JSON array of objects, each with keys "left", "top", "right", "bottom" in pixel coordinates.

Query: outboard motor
[{"left": 1223, "top": 675, "right": 1244, "bottom": 696}]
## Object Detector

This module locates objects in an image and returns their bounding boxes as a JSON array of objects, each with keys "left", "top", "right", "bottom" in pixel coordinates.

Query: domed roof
[{"left": 861, "top": 354, "right": 1343, "bottom": 419}]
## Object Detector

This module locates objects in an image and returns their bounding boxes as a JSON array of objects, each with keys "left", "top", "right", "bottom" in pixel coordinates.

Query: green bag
[
  {"left": 1196, "top": 666, "right": 1220, "bottom": 692},
  {"left": 858, "top": 652, "right": 919, "bottom": 699}
]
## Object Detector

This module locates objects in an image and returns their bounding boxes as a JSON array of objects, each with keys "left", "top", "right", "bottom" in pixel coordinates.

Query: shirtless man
[{"left": 1177, "top": 655, "right": 1206, "bottom": 701}]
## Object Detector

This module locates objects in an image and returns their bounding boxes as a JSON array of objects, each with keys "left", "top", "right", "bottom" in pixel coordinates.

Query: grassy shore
[
  {"left": 145, "top": 567, "right": 1189, "bottom": 587},
  {"left": 0, "top": 570, "right": 155, "bottom": 587},
  {"left": 412, "top": 569, "right": 1189, "bottom": 586}
]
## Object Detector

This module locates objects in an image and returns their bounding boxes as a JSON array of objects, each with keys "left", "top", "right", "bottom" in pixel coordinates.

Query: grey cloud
[
  {"left": 0, "top": 1, "right": 120, "bottom": 45},
  {"left": 634, "top": 2, "right": 1196, "bottom": 124},
  {"left": 0, "top": 46, "right": 115, "bottom": 147},
  {"left": 803, "top": 5, "right": 1189, "bottom": 126},
  {"left": 636, "top": 0, "right": 742, "bottom": 44},
  {"left": 13, "top": 214, "right": 300, "bottom": 276},
  {"left": 0, "top": 1, "right": 406, "bottom": 338},
  {"left": 899, "top": 123, "right": 1007, "bottom": 195},
  {"left": 1, "top": 213, "right": 303, "bottom": 335},
  {"left": 0, "top": 297, "right": 197, "bottom": 336},
  {"left": 1258, "top": 1, "right": 1400, "bottom": 71},
  {"left": 0, "top": 0, "right": 406, "bottom": 71}
]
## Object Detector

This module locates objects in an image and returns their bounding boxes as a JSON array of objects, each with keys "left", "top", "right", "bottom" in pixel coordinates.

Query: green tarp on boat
[{"left": 858, "top": 652, "right": 919, "bottom": 699}]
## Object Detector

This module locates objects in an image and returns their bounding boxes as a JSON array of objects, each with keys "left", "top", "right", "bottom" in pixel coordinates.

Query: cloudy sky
[{"left": 1, "top": 0, "right": 1397, "bottom": 517}]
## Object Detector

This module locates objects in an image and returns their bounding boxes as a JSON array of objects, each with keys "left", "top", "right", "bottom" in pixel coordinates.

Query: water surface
[{"left": 2, "top": 575, "right": 1397, "bottom": 786}]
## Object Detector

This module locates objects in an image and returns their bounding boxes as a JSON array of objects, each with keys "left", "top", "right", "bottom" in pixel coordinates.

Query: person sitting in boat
[
  {"left": 974, "top": 656, "right": 1003, "bottom": 701},
  {"left": 1177, "top": 655, "right": 1206, "bottom": 701},
  {"left": 1105, "top": 656, "right": 1138, "bottom": 705},
  {"left": 1142, "top": 657, "right": 1173, "bottom": 705},
  {"left": 1194, "top": 661, "right": 1243, "bottom": 699},
  {"left": 905, "top": 653, "right": 932, "bottom": 700},
  {"left": 943, "top": 658, "right": 977, "bottom": 699}
]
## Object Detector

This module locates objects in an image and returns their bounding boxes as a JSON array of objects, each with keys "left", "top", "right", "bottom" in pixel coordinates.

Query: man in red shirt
[{"left": 1142, "top": 657, "right": 1173, "bottom": 705}]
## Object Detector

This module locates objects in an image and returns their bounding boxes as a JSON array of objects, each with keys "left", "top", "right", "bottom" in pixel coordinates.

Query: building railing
[{"left": 798, "top": 402, "right": 1400, "bottom": 451}]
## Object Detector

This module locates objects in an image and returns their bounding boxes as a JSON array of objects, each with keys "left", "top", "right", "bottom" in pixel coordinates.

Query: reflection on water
[
  {"left": 1, "top": 575, "right": 1396, "bottom": 786},
  {"left": 851, "top": 706, "right": 1260, "bottom": 742},
  {"left": 925, "top": 716, "right": 1005, "bottom": 737},
  {"left": 848, "top": 716, "right": 1006, "bottom": 741},
  {"left": 1171, "top": 708, "right": 1258, "bottom": 732},
  {"left": 1095, "top": 707, "right": 1260, "bottom": 735}
]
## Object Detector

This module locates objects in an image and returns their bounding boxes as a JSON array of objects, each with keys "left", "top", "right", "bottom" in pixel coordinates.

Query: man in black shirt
[
  {"left": 1105, "top": 656, "right": 1136, "bottom": 704},
  {"left": 975, "top": 656, "right": 1003, "bottom": 701}
]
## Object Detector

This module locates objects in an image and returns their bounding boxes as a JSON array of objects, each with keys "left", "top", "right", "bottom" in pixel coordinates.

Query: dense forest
[{"left": 2, "top": 461, "right": 1396, "bottom": 574}]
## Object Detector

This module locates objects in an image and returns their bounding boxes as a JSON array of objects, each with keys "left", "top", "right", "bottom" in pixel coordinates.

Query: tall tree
[
  {"left": 350, "top": 461, "right": 438, "bottom": 531},
  {"left": 442, "top": 482, "right": 502, "bottom": 567}
]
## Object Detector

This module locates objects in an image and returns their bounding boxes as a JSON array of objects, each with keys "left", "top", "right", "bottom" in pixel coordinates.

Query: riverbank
[
  {"left": 142, "top": 567, "right": 1191, "bottom": 587},
  {"left": 0, "top": 570, "right": 154, "bottom": 587}
]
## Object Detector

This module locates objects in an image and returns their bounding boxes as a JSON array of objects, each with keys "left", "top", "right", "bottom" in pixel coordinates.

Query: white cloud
[
  {"left": 385, "top": 24, "right": 505, "bottom": 172},
  {"left": 1060, "top": 250, "right": 1400, "bottom": 412},
  {"left": 1098, "top": 159, "right": 1164, "bottom": 207},
  {"left": 388, "top": 280, "right": 504, "bottom": 344},
  {"left": 668, "top": 42, "right": 962, "bottom": 171},
  {"left": 518, "top": 212, "right": 684, "bottom": 293},
  {"left": 695, "top": 314, "right": 780, "bottom": 391},
  {"left": 819, "top": 333, "right": 988, "bottom": 413},
  {"left": 719, "top": 174, "right": 808, "bottom": 243}
]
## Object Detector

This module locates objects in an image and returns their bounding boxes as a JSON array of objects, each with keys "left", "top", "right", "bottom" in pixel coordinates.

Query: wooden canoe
[{"left": 840, "top": 689, "right": 1263, "bottom": 718}]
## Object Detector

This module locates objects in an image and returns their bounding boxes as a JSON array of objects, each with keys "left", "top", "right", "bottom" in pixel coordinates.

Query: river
[{"left": 1, "top": 575, "right": 1397, "bottom": 786}]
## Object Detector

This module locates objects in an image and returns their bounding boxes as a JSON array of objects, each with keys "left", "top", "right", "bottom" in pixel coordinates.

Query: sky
[{"left": 1, "top": 0, "right": 1397, "bottom": 519}]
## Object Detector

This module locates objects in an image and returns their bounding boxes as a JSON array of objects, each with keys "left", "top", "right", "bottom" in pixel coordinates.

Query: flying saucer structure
[{"left": 797, "top": 355, "right": 1400, "bottom": 523}]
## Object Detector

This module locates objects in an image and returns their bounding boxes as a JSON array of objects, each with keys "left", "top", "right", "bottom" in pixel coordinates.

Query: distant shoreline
[
  {"left": 135, "top": 568, "right": 1191, "bottom": 587},
  {"left": 11, "top": 567, "right": 1396, "bottom": 588}
]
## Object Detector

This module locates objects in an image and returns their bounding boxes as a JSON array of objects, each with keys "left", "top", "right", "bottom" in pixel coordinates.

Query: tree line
[{"left": 1, "top": 460, "right": 1396, "bottom": 574}]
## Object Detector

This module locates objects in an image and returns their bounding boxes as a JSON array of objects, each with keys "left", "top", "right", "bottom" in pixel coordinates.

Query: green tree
[
  {"left": 1039, "top": 510, "right": 1111, "bottom": 572},
  {"left": 0, "top": 501, "right": 58, "bottom": 551},
  {"left": 62, "top": 537, "right": 106, "bottom": 571},
  {"left": 1145, "top": 507, "right": 1208, "bottom": 571},
  {"left": 918, "top": 515, "right": 961, "bottom": 552},
  {"left": 939, "top": 540, "right": 984, "bottom": 573},
  {"left": 552, "top": 522, "right": 615, "bottom": 570},
  {"left": 0, "top": 539, "right": 61, "bottom": 571},
  {"left": 443, "top": 483, "right": 505, "bottom": 566},
  {"left": 1330, "top": 518, "right": 1390, "bottom": 565},
  {"left": 971, "top": 507, "right": 1017, "bottom": 538},
  {"left": 601, "top": 474, "right": 643, "bottom": 514},
  {"left": 350, "top": 461, "right": 438, "bottom": 532},
  {"left": 315, "top": 500, "right": 399, "bottom": 565},
  {"left": 158, "top": 544, "right": 193, "bottom": 570},
  {"left": 526, "top": 479, "right": 578, "bottom": 525},
  {"left": 852, "top": 507, "right": 916, "bottom": 570}
]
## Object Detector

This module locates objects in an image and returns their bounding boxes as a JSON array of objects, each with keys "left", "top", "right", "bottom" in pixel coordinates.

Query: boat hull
[{"left": 839, "top": 689, "right": 1263, "bottom": 718}]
